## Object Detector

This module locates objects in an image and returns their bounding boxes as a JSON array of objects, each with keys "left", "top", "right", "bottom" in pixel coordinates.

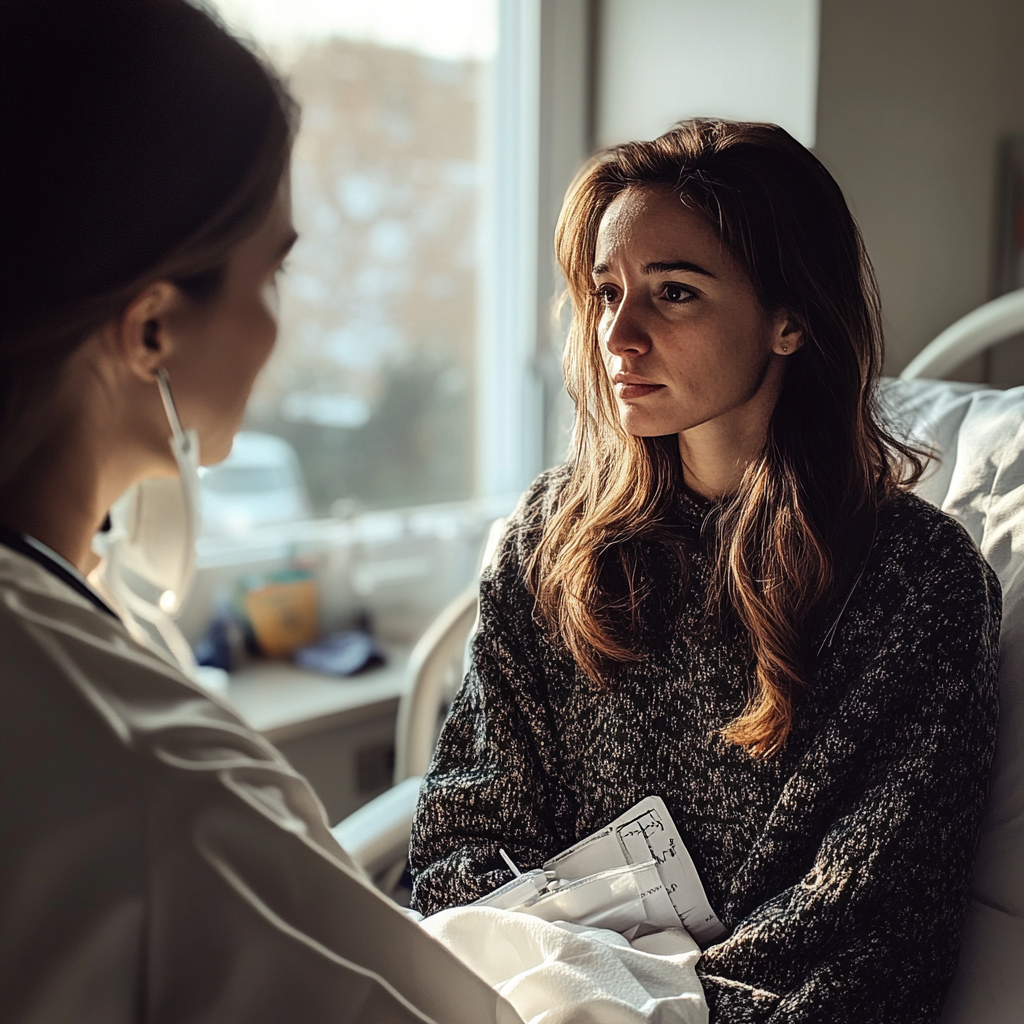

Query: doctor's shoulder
[
  {"left": 0, "top": 540, "right": 349, "bottom": 865},
  {"left": 0, "top": 542, "right": 293, "bottom": 778}
]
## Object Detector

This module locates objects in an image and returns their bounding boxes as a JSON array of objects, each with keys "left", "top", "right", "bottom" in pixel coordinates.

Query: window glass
[{"left": 209, "top": 0, "right": 497, "bottom": 528}]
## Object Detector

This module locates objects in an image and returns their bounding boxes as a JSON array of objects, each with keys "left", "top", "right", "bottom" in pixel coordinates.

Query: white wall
[
  {"left": 596, "top": 0, "right": 820, "bottom": 149},
  {"left": 591, "top": 0, "right": 1023, "bottom": 381},
  {"left": 815, "top": 0, "right": 1024, "bottom": 377}
]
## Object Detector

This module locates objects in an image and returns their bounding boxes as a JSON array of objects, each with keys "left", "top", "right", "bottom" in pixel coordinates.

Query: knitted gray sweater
[{"left": 409, "top": 467, "right": 1001, "bottom": 1023}]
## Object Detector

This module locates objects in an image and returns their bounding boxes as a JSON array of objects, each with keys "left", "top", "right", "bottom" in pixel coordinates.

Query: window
[
  {"left": 177, "top": 2, "right": 589, "bottom": 653},
  {"left": 182, "top": 0, "right": 574, "bottom": 652},
  {"left": 211, "top": 0, "right": 500, "bottom": 521}
]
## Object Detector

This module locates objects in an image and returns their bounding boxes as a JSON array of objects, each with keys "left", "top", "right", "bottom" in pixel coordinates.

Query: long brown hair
[
  {"left": 529, "top": 120, "right": 924, "bottom": 757},
  {"left": 0, "top": 0, "right": 296, "bottom": 489}
]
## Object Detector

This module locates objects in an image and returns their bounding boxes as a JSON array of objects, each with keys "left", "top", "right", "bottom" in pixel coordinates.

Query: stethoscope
[{"left": 0, "top": 523, "right": 118, "bottom": 620}]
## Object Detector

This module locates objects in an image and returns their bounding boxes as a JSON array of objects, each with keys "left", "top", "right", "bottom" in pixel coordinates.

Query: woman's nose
[{"left": 601, "top": 299, "right": 652, "bottom": 358}]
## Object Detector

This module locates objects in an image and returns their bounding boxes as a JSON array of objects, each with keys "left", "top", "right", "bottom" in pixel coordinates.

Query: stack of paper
[{"left": 475, "top": 796, "right": 727, "bottom": 948}]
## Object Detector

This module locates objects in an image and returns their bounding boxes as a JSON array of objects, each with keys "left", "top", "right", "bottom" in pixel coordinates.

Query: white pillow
[{"left": 879, "top": 378, "right": 1024, "bottom": 1023}]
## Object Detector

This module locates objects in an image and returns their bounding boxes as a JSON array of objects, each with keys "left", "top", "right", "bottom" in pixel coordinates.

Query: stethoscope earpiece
[{"left": 154, "top": 368, "right": 192, "bottom": 456}]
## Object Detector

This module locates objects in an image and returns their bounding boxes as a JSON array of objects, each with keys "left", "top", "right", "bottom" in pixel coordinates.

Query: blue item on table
[
  {"left": 294, "top": 630, "right": 384, "bottom": 676},
  {"left": 194, "top": 604, "right": 236, "bottom": 671}
]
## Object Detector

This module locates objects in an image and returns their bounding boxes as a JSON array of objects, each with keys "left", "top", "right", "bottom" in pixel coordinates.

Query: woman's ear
[
  {"left": 111, "top": 282, "right": 180, "bottom": 382},
  {"left": 771, "top": 311, "right": 805, "bottom": 356}
]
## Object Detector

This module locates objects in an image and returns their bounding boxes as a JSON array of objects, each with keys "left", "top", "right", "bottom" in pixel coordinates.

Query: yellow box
[{"left": 243, "top": 578, "right": 319, "bottom": 658}]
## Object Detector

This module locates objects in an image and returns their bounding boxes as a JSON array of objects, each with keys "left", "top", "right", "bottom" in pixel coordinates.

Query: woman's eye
[
  {"left": 660, "top": 282, "right": 694, "bottom": 303},
  {"left": 594, "top": 284, "right": 618, "bottom": 305}
]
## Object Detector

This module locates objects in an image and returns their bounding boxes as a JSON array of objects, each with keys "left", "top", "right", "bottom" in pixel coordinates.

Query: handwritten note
[{"left": 545, "top": 796, "right": 727, "bottom": 947}]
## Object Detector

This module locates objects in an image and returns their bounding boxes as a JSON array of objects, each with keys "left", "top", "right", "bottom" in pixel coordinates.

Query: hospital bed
[{"left": 334, "top": 289, "right": 1024, "bottom": 1022}]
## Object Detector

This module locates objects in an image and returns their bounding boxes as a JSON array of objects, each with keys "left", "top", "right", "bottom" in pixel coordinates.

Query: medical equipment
[
  {"left": 475, "top": 867, "right": 549, "bottom": 910},
  {"left": 899, "top": 288, "right": 1024, "bottom": 381},
  {"left": 516, "top": 860, "right": 667, "bottom": 935},
  {"left": 474, "top": 796, "right": 727, "bottom": 947},
  {"left": 94, "top": 368, "right": 203, "bottom": 677},
  {"left": 0, "top": 523, "right": 118, "bottom": 620}
]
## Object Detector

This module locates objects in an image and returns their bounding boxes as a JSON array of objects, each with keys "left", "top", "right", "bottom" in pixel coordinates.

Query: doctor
[{"left": 0, "top": 2, "right": 518, "bottom": 1020}]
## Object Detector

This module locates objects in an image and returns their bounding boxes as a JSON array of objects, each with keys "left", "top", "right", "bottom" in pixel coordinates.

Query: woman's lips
[{"left": 616, "top": 382, "right": 665, "bottom": 400}]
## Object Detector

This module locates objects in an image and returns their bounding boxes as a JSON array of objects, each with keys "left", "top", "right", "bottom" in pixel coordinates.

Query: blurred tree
[{"left": 245, "top": 37, "right": 485, "bottom": 512}]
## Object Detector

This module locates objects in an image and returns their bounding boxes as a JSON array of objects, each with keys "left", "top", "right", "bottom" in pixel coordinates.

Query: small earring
[{"left": 780, "top": 344, "right": 788, "bottom": 353}]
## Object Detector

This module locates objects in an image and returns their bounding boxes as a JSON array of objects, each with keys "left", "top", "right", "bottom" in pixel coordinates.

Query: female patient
[{"left": 410, "top": 120, "right": 1001, "bottom": 1022}]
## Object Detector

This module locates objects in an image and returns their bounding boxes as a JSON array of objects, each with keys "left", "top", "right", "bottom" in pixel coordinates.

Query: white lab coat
[{"left": 0, "top": 545, "right": 517, "bottom": 1024}]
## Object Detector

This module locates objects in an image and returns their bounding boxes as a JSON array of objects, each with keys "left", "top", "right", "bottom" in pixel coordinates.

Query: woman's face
[
  {"left": 159, "top": 192, "right": 297, "bottom": 464},
  {"left": 592, "top": 186, "right": 793, "bottom": 441}
]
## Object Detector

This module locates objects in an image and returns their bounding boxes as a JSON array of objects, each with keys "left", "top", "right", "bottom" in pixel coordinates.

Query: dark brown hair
[
  {"left": 0, "top": 0, "right": 297, "bottom": 486},
  {"left": 529, "top": 120, "right": 924, "bottom": 757}
]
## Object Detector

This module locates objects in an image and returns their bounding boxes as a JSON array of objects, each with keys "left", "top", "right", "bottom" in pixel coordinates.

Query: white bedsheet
[{"left": 422, "top": 907, "right": 708, "bottom": 1024}]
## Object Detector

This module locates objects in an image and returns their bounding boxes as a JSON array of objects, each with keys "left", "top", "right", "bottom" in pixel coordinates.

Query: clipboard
[{"left": 544, "top": 796, "right": 727, "bottom": 947}]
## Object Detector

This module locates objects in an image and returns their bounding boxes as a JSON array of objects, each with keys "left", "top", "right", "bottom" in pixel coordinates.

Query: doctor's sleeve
[
  {"left": 150, "top": 764, "right": 512, "bottom": 1024},
  {"left": 0, "top": 553, "right": 511, "bottom": 1024}
]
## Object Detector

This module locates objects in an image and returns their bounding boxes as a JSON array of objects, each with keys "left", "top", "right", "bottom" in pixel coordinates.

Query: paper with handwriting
[{"left": 544, "top": 796, "right": 727, "bottom": 947}]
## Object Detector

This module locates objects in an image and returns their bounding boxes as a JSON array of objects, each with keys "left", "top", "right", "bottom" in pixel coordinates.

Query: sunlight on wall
[{"left": 597, "top": 0, "right": 819, "bottom": 149}]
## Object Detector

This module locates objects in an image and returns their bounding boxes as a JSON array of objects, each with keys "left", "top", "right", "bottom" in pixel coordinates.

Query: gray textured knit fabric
[{"left": 409, "top": 466, "right": 1001, "bottom": 1023}]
